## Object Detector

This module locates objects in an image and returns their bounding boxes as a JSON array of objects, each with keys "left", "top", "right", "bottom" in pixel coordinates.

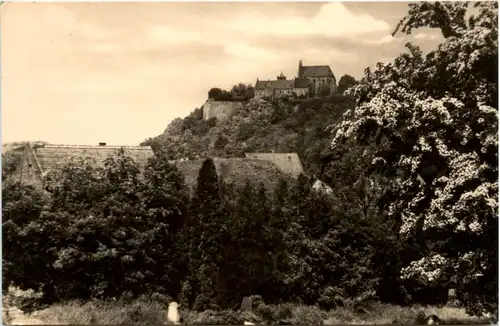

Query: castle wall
[
  {"left": 256, "top": 87, "right": 308, "bottom": 101},
  {"left": 293, "top": 87, "right": 309, "bottom": 97},
  {"left": 255, "top": 89, "right": 273, "bottom": 99},
  {"left": 274, "top": 88, "right": 293, "bottom": 98},
  {"left": 308, "top": 77, "right": 337, "bottom": 96},
  {"left": 202, "top": 100, "right": 243, "bottom": 121}
]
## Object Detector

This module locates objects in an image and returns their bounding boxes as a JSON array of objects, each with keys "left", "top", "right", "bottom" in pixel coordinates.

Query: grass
[{"left": 3, "top": 286, "right": 495, "bottom": 325}]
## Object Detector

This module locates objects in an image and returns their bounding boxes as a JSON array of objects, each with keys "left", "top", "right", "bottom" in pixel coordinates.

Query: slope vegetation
[{"left": 143, "top": 95, "right": 357, "bottom": 177}]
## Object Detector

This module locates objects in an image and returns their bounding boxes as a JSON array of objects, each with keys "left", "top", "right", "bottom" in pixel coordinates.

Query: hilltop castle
[
  {"left": 254, "top": 60, "right": 337, "bottom": 101},
  {"left": 202, "top": 60, "right": 338, "bottom": 121}
]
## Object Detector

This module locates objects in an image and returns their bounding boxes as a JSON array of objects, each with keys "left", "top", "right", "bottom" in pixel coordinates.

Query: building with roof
[
  {"left": 298, "top": 60, "right": 337, "bottom": 97},
  {"left": 254, "top": 61, "right": 337, "bottom": 100},
  {"left": 171, "top": 157, "right": 295, "bottom": 195},
  {"left": 255, "top": 72, "right": 310, "bottom": 101},
  {"left": 9, "top": 142, "right": 306, "bottom": 195},
  {"left": 10, "top": 142, "right": 155, "bottom": 188},
  {"left": 244, "top": 152, "right": 304, "bottom": 179},
  {"left": 171, "top": 153, "right": 304, "bottom": 196}
]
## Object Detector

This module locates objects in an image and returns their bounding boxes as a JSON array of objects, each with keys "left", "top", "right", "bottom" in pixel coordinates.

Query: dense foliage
[
  {"left": 3, "top": 151, "right": 190, "bottom": 302},
  {"left": 3, "top": 148, "right": 402, "bottom": 309},
  {"left": 142, "top": 95, "right": 356, "bottom": 177},
  {"left": 331, "top": 1, "right": 498, "bottom": 316},
  {"left": 2, "top": 151, "right": 22, "bottom": 182},
  {"left": 208, "top": 84, "right": 255, "bottom": 102},
  {"left": 337, "top": 74, "right": 359, "bottom": 95}
]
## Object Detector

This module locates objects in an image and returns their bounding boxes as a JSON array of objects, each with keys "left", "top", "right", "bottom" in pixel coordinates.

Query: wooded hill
[{"left": 142, "top": 95, "right": 357, "bottom": 181}]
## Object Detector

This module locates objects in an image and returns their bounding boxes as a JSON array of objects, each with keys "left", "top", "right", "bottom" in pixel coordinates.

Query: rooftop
[
  {"left": 255, "top": 78, "right": 309, "bottom": 90},
  {"left": 171, "top": 157, "right": 293, "bottom": 192},
  {"left": 244, "top": 152, "right": 304, "bottom": 178},
  {"left": 31, "top": 143, "right": 154, "bottom": 173},
  {"left": 299, "top": 65, "right": 335, "bottom": 78}
]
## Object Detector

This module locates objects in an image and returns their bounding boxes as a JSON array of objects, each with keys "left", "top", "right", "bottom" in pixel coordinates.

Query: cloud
[
  {"left": 25, "top": 3, "right": 116, "bottom": 41},
  {"left": 3, "top": 2, "right": 443, "bottom": 146},
  {"left": 227, "top": 2, "right": 390, "bottom": 37},
  {"left": 224, "top": 42, "right": 279, "bottom": 60},
  {"left": 363, "top": 34, "right": 396, "bottom": 45},
  {"left": 147, "top": 25, "right": 209, "bottom": 45}
]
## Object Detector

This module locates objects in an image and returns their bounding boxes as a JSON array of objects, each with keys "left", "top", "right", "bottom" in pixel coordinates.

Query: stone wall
[
  {"left": 202, "top": 99, "right": 243, "bottom": 121},
  {"left": 255, "top": 88, "right": 273, "bottom": 99},
  {"left": 293, "top": 87, "right": 309, "bottom": 97},
  {"left": 255, "top": 87, "right": 309, "bottom": 101},
  {"left": 308, "top": 77, "right": 337, "bottom": 96}
]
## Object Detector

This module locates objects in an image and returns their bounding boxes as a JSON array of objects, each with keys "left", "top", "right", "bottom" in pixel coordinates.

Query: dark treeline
[
  {"left": 208, "top": 84, "right": 255, "bottom": 102},
  {"left": 3, "top": 150, "right": 445, "bottom": 312}
]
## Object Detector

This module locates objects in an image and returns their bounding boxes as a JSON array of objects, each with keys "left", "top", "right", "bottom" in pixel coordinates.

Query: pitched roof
[
  {"left": 255, "top": 80, "right": 269, "bottom": 90},
  {"left": 171, "top": 157, "right": 291, "bottom": 192},
  {"left": 255, "top": 80, "right": 294, "bottom": 90},
  {"left": 300, "top": 65, "right": 335, "bottom": 78},
  {"left": 271, "top": 80, "right": 294, "bottom": 89},
  {"left": 256, "top": 79, "right": 308, "bottom": 90},
  {"left": 2, "top": 145, "right": 24, "bottom": 155},
  {"left": 244, "top": 153, "right": 304, "bottom": 178},
  {"left": 31, "top": 144, "right": 155, "bottom": 173},
  {"left": 294, "top": 78, "right": 310, "bottom": 88}
]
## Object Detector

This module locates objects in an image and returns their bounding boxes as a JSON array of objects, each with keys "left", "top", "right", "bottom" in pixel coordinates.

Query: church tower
[{"left": 298, "top": 60, "right": 303, "bottom": 78}]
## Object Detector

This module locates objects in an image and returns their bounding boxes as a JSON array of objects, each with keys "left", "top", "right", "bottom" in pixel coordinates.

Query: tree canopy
[
  {"left": 331, "top": 1, "right": 498, "bottom": 316},
  {"left": 337, "top": 74, "right": 358, "bottom": 95}
]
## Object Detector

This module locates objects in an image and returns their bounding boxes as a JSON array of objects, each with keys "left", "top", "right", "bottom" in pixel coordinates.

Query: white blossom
[{"left": 330, "top": 3, "right": 498, "bottom": 299}]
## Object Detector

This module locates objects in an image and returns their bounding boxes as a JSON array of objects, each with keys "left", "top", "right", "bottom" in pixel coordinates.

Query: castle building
[
  {"left": 254, "top": 72, "right": 309, "bottom": 101},
  {"left": 297, "top": 60, "right": 337, "bottom": 97},
  {"left": 254, "top": 61, "right": 337, "bottom": 100}
]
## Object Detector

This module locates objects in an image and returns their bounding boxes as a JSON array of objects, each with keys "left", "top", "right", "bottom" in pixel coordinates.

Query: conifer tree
[{"left": 190, "top": 158, "right": 224, "bottom": 310}]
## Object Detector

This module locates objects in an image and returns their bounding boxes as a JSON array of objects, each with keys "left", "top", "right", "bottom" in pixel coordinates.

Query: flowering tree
[{"left": 330, "top": 2, "right": 497, "bottom": 316}]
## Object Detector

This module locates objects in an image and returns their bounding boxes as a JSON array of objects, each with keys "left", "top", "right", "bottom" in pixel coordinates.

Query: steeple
[
  {"left": 298, "top": 60, "right": 303, "bottom": 78},
  {"left": 277, "top": 72, "right": 286, "bottom": 80}
]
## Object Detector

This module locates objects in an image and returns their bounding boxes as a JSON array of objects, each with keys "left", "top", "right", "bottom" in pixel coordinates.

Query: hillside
[{"left": 142, "top": 95, "right": 357, "bottom": 178}]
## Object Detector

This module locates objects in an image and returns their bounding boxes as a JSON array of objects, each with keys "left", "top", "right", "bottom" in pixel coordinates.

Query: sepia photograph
[{"left": 1, "top": 0, "right": 498, "bottom": 324}]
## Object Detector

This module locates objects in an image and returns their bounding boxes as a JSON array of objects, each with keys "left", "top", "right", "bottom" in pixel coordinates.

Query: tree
[
  {"left": 214, "top": 180, "right": 275, "bottom": 307},
  {"left": 2, "top": 182, "right": 49, "bottom": 294},
  {"left": 2, "top": 149, "right": 23, "bottom": 181},
  {"left": 337, "top": 74, "right": 358, "bottom": 95},
  {"left": 4, "top": 149, "right": 191, "bottom": 303},
  {"left": 141, "top": 154, "right": 191, "bottom": 297},
  {"left": 208, "top": 88, "right": 223, "bottom": 100},
  {"left": 331, "top": 1, "right": 498, "bottom": 316},
  {"left": 231, "top": 83, "right": 255, "bottom": 100},
  {"left": 187, "top": 158, "right": 224, "bottom": 310},
  {"left": 196, "top": 158, "right": 220, "bottom": 206}
]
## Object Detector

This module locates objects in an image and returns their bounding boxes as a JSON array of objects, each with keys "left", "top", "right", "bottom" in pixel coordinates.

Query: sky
[{"left": 1, "top": 1, "right": 443, "bottom": 146}]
